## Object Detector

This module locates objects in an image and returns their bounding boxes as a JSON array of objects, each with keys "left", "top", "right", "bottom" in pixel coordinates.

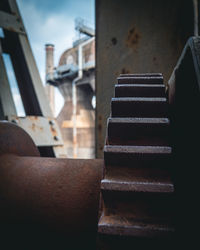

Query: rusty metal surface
[
  {"left": 101, "top": 167, "right": 174, "bottom": 193},
  {"left": 0, "top": 155, "right": 103, "bottom": 233},
  {"left": 8, "top": 115, "right": 64, "bottom": 146},
  {"left": 104, "top": 145, "right": 171, "bottom": 168},
  {"left": 0, "top": 9, "right": 25, "bottom": 34},
  {"left": 98, "top": 74, "right": 174, "bottom": 248},
  {"left": 0, "top": 121, "right": 40, "bottom": 157},
  {"left": 117, "top": 76, "right": 163, "bottom": 84},
  {"left": 96, "top": 0, "right": 194, "bottom": 158},
  {"left": 0, "top": 121, "right": 103, "bottom": 249},
  {"left": 115, "top": 84, "right": 165, "bottom": 97},
  {"left": 107, "top": 117, "right": 170, "bottom": 146},
  {"left": 99, "top": 213, "right": 174, "bottom": 238},
  {"left": 119, "top": 73, "right": 162, "bottom": 77},
  {"left": 0, "top": 155, "right": 103, "bottom": 248},
  {"left": 111, "top": 97, "right": 168, "bottom": 118}
]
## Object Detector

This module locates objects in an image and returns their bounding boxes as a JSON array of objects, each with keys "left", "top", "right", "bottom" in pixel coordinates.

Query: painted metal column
[{"left": 95, "top": 0, "right": 195, "bottom": 157}]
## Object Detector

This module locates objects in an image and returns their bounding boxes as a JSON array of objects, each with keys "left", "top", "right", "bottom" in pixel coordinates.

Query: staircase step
[
  {"left": 101, "top": 190, "right": 174, "bottom": 229},
  {"left": 104, "top": 145, "right": 172, "bottom": 167},
  {"left": 98, "top": 214, "right": 174, "bottom": 238},
  {"left": 98, "top": 72, "right": 174, "bottom": 242},
  {"left": 115, "top": 84, "right": 165, "bottom": 97},
  {"left": 119, "top": 73, "right": 162, "bottom": 78},
  {"left": 101, "top": 167, "right": 174, "bottom": 193},
  {"left": 111, "top": 97, "right": 168, "bottom": 118},
  {"left": 107, "top": 117, "right": 170, "bottom": 146},
  {"left": 117, "top": 76, "right": 163, "bottom": 84}
]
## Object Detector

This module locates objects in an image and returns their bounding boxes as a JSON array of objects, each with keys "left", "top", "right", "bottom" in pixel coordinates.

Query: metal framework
[{"left": 0, "top": 0, "right": 65, "bottom": 157}]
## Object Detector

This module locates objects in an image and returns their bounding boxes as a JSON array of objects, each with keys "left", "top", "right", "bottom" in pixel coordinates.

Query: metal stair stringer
[{"left": 98, "top": 73, "right": 175, "bottom": 247}]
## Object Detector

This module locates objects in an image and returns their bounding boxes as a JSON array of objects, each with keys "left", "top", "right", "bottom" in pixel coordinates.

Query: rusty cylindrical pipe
[
  {"left": 0, "top": 122, "right": 103, "bottom": 249},
  {"left": 0, "top": 121, "right": 40, "bottom": 157}
]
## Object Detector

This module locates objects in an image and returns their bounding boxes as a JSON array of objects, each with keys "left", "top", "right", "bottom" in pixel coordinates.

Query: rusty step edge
[
  {"left": 104, "top": 145, "right": 172, "bottom": 167},
  {"left": 107, "top": 118, "right": 170, "bottom": 136},
  {"left": 115, "top": 84, "right": 166, "bottom": 97},
  {"left": 98, "top": 215, "right": 174, "bottom": 238},
  {"left": 106, "top": 123, "right": 170, "bottom": 146},
  {"left": 104, "top": 145, "right": 172, "bottom": 154},
  {"left": 108, "top": 117, "right": 170, "bottom": 125},
  {"left": 111, "top": 97, "right": 168, "bottom": 118},
  {"left": 119, "top": 73, "right": 162, "bottom": 78},
  {"left": 102, "top": 166, "right": 174, "bottom": 194},
  {"left": 117, "top": 76, "right": 163, "bottom": 84},
  {"left": 101, "top": 178, "right": 174, "bottom": 193},
  {"left": 107, "top": 117, "right": 170, "bottom": 130}
]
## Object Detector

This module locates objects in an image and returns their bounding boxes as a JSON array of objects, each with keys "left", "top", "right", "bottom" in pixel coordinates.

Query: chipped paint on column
[{"left": 95, "top": 0, "right": 194, "bottom": 157}]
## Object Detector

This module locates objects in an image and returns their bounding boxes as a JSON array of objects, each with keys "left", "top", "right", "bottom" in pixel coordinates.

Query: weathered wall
[
  {"left": 96, "top": 0, "right": 194, "bottom": 157},
  {"left": 57, "top": 83, "right": 95, "bottom": 159},
  {"left": 54, "top": 38, "right": 95, "bottom": 159}
]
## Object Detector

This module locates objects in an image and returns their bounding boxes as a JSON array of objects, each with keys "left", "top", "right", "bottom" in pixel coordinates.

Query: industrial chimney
[{"left": 45, "top": 44, "right": 55, "bottom": 116}]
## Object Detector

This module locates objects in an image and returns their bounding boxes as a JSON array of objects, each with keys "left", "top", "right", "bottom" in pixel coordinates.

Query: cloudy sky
[{"left": 4, "top": 0, "right": 94, "bottom": 116}]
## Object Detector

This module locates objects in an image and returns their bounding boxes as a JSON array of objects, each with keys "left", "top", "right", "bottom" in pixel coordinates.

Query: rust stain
[
  {"left": 111, "top": 37, "right": 117, "bottom": 46},
  {"left": 115, "top": 68, "right": 130, "bottom": 76},
  {"left": 7, "top": 26, "right": 24, "bottom": 33},
  {"left": 98, "top": 115, "right": 102, "bottom": 132},
  {"left": 32, "top": 123, "right": 36, "bottom": 132},
  {"left": 121, "top": 68, "right": 130, "bottom": 74},
  {"left": 7, "top": 27, "right": 17, "bottom": 33},
  {"left": 98, "top": 115, "right": 104, "bottom": 152},
  {"left": 29, "top": 116, "right": 38, "bottom": 121},
  {"left": 50, "top": 126, "right": 58, "bottom": 137},
  {"left": 153, "top": 57, "right": 159, "bottom": 66},
  {"left": 126, "top": 26, "right": 141, "bottom": 51}
]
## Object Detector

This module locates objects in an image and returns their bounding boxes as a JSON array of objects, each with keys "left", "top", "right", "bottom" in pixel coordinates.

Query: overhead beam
[{"left": 0, "top": 10, "right": 25, "bottom": 34}]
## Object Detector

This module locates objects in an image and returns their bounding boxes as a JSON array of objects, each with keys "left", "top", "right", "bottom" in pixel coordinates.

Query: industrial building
[{"left": 45, "top": 19, "right": 95, "bottom": 158}]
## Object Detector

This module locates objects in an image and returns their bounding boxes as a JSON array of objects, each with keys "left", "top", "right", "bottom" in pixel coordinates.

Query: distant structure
[
  {"left": 45, "top": 18, "right": 95, "bottom": 158},
  {"left": 45, "top": 44, "right": 55, "bottom": 116}
]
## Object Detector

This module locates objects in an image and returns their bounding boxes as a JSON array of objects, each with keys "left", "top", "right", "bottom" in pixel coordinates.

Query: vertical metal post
[
  {"left": 193, "top": 0, "right": 199, "bottom": 36},
  {"left": 0, "top": 40, "right": 17, "bottom": 118},
  {"left": 45, "top": 44, "right": 55, "bottom": 116},
  {"left": 4, "top": 0, "right": 52, "bottom": 117},
  {"left": 72, "top": 44, "right": 84, "bottom": 158},
  {"left": 72, "top": 78, "right": 77, "bottom": 158}
]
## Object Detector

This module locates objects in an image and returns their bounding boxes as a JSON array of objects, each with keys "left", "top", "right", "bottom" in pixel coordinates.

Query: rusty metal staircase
[{"left": 98, "top": 73, "right": 175, "bottom": 247}]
